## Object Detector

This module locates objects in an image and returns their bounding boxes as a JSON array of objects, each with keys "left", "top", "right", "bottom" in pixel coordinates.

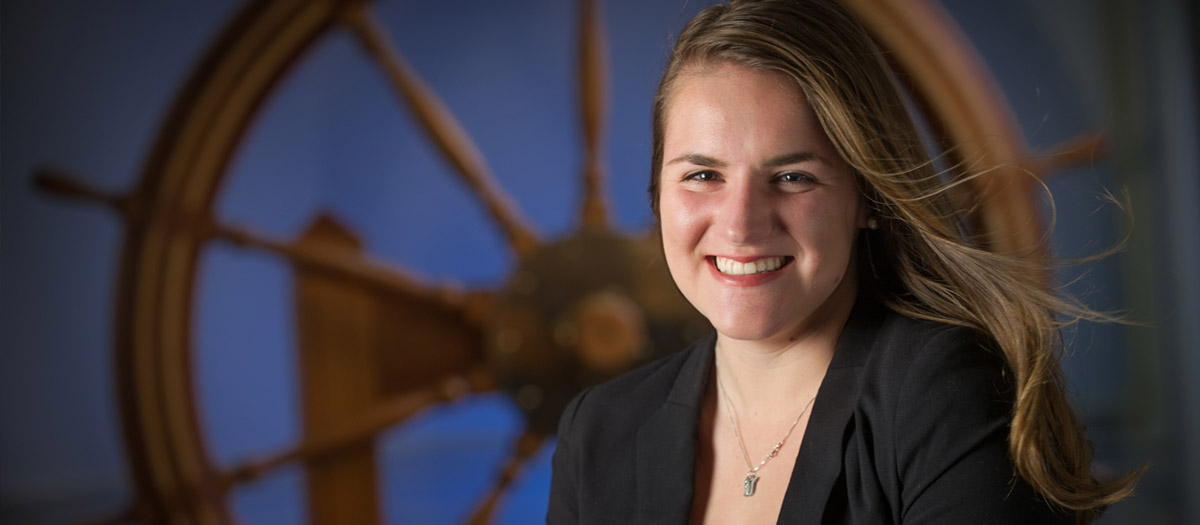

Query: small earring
[{"left": 866, "top": 217, "right": 879, "bottom": 230}]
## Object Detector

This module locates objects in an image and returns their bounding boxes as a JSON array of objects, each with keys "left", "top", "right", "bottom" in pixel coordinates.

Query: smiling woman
[
  {"left": 547, "top": 0, "right": 1143, "bottom": 523},
  {"left": 8, "top": 0, "right": 1181, "bottom": 521},
  {"left": 659, "top": 64, "right": 865, "bottom": 347}
]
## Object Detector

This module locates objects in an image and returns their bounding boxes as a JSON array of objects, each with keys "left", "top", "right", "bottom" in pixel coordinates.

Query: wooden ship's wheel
[{"left": 34, "top": 0, "right": 1106, "bottom": 522}]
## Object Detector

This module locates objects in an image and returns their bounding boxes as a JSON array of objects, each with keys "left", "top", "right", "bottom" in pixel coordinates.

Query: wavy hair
[{"left": 648, "top": 0, "right": 1141, "bottom": 522}]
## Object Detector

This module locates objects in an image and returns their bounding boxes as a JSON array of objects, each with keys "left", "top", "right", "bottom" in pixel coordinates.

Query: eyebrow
[
  {"left": 763, "top": 151, "right": 818, "bottom": 167},
  {"left": 664, "top": 151, "right": 821, "bottom": 168},
  {"left": 665, "top": 153, "right": 725, "bottom": 167}
]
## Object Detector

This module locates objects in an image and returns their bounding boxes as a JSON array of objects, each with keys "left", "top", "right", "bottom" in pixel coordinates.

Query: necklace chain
[{"left": 715, "top": 357, "right": 817, "bottom": 496}]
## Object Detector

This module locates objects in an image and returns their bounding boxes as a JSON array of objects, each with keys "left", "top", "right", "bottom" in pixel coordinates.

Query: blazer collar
[
  {"left": 634, "top": 332, "right": 714, "bottom": 522},
  {"left": 778, "top": 296, "right": 886, "bottom": 521}
]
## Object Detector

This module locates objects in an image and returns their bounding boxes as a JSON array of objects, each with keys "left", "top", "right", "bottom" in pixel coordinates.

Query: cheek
[
  {"left": 658, "top": 190, "right": 714, "bottom": 290},
  {"left": 658, "top": 189, "right": 707, "bottom": 247},
  {"left": 780, "top": 197, "right": 860, "bottom": 260}
]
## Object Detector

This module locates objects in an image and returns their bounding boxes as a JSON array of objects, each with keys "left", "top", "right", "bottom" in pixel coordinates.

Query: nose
[{"left": 718, "top": 179, "right": 774, "bottom": 244}]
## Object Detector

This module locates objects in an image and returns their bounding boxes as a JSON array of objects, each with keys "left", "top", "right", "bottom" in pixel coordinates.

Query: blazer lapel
[
  {"left": 635, "top": 334, "right": 714, "bottom": 523},
  {"left": 777, "top": 298, "right": 884, "bottom": 522}
]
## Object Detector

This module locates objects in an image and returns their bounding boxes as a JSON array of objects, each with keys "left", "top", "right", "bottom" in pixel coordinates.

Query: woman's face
[{"left": 658, "top": 63, "right": 867, "bottom": 344}]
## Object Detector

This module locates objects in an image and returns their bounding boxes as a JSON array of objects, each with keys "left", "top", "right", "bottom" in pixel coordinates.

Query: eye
[
  {"left": 682, "top": 170, "right": 721, "bottom": 182},
  {"left": 775, "top": 171, "right": 816, "bottom": 184}
]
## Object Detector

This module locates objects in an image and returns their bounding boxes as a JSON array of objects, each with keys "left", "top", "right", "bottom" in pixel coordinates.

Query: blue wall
[{"left": 3, "top": 0, "right": 1195, "bottom": 522}]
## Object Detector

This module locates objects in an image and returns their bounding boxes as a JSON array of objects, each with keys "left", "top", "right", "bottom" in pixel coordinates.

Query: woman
[{"left": 548, "top": 0, "right": 1141, "bottom": 523}]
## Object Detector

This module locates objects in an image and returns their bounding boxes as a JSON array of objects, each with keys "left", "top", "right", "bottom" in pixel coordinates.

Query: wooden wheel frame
[{"left": 35, "top": 0, "right": 1104, "bottom": 522}]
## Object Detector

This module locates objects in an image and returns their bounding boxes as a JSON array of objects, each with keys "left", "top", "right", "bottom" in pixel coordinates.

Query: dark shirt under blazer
[{"left": 547, "top": 298, "right": 1072, "bottom": 523}]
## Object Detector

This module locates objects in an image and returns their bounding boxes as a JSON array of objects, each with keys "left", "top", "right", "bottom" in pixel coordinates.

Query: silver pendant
[{"left": 743, "top": 473, "right": 758, "bottom": 496}]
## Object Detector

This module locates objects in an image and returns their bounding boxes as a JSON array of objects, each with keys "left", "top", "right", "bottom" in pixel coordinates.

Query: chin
[{"left": 705, "top": 312, "right": 791, "bottom": 343}]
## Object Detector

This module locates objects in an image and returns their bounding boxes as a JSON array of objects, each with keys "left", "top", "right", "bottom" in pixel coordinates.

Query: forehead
[
  {"left": 662, "top": 63, "right": 832, "bottom": 156},
  {"left": 670, "top": 62, "right": 804, "bottom": 106}
]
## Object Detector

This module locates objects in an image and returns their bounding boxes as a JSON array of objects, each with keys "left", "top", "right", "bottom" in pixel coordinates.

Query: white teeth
[{"left": 715, "top": 256, "right": 784, "bottom": 275}]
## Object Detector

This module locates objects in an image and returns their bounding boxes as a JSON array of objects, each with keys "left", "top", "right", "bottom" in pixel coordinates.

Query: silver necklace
[{"left": 715, "top": 362, "right": 817, "bottom": 497}]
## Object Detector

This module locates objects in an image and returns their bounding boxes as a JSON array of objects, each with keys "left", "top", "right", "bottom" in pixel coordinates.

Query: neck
[
  {"left": 714, "top": 336, "right": 832, "bottom": 415},
  {"left": 713, "top": 288, "right": 857, "bottom": 412}
]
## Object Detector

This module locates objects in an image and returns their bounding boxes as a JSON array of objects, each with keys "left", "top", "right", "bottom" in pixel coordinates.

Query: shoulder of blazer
[
  {"left": 868, "top": 312, "right": 1008, "bottom": 384},
  {"left": 559, "top": 332, "right": 714, "bottom": 434}
]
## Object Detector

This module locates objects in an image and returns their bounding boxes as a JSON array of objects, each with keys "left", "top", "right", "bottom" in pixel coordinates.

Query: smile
[{"left": 713, "top": 256, "right": 790, "bottom": 275}]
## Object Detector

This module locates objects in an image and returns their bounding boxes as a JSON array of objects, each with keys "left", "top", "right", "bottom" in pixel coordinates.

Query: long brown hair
[{"left": 649, "top": 0, "right": 1141, "bottom": 521}]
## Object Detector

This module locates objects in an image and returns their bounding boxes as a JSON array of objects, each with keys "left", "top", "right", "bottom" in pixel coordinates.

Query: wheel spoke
[
  {"left": 465, "top": 429, "right": 546, "bottom": 525},
  {"left": 221, "top": 368, "right": 495, "bottom": 486},
  {"left": 340, "top": 5, "right": 539, "bottom": 258},
  {"left": 33, "top": 168, "right": 140, "bottom": 219},
  {"left": 215, "top": 216, "right": 483, "bottom": 323},
  {"left": 1029, "top": 132, "right": 1108, "bottom": 177},
  {"left": 577, "top": 0, "right": 611, "bottom": 231},
  {"left": 32, "top": 169, "right": 485, "bottom": 322}
]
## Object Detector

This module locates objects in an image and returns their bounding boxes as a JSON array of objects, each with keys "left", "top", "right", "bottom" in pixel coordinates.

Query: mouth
[{"left": 711, "top": 255, "right": 792, "bottom": 276}]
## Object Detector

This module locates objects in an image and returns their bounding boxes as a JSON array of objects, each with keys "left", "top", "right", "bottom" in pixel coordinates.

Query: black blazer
[{"left": 547, "top": 298, "right": 1072, "bottom": 524}]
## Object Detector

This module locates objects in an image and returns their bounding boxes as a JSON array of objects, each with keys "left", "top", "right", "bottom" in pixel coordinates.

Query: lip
[{"left": 707, "top": 255, "right": 793, "bottom": 287}]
